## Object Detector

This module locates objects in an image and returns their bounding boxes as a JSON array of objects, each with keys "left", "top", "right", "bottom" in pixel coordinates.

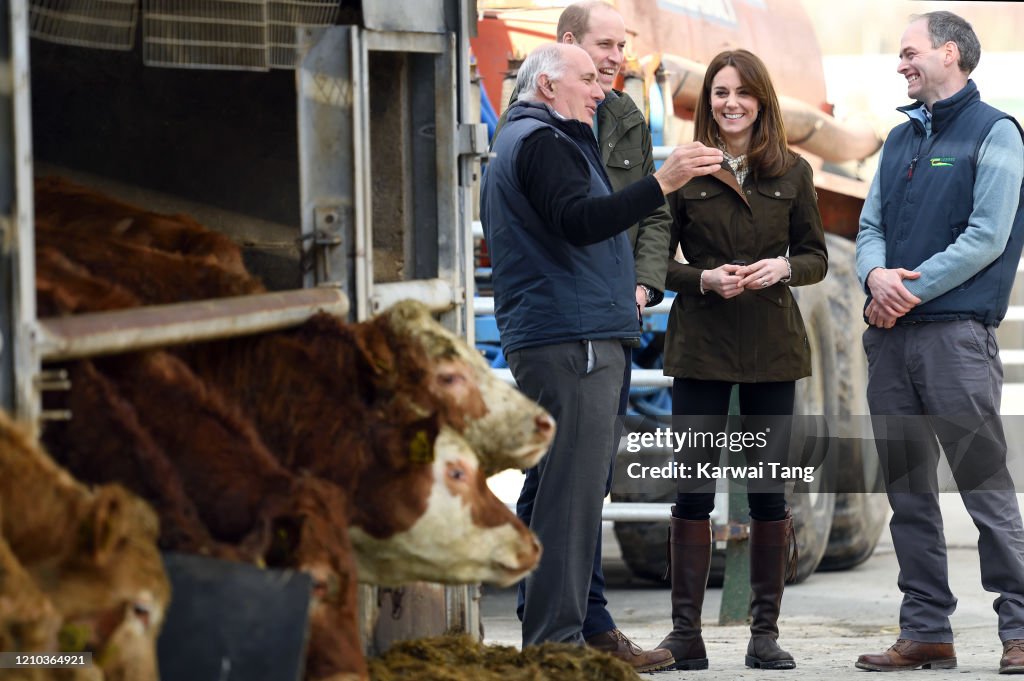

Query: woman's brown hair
[{"left": 693, "top": 49, "right": 795, "bottom": 179}]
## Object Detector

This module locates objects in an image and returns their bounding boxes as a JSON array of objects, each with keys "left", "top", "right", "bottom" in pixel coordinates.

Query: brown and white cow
[{"left": 0, "top": 411, "right": 169, "bottom": 681}]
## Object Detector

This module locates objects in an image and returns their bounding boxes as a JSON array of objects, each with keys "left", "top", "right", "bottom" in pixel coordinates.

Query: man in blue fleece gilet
[{"left": 854, "top": 10, "right": 1024, "bottom": 675}]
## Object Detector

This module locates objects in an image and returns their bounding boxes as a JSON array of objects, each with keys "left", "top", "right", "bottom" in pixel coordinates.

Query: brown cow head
[
  {"left": 348, "top": 425, "right": 540, "bottom": 587},
  {"left": 377, "top": 300, "right": 555, "bottom": 475},
  {"left": 39, "top": 486, "right": 169, "bottom": 681},
  {"left": 1, "top": 411, "right": 169, "bottom": 681}
]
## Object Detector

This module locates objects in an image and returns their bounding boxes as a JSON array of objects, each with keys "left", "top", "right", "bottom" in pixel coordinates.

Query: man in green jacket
[{"left": 493, "top": 0, "right": 674, "bottom": 672}]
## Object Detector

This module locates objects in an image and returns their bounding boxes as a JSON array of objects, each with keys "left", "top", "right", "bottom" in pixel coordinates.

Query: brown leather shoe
[
  {"left": 1001, "top": 639, "right": 1024, "bottom": 674},
  {"left": 585, "top": 628, "right": 675, "bottom": 672},
  {"left": 855, "top": 639, "right": 956, "bottom": 671}
]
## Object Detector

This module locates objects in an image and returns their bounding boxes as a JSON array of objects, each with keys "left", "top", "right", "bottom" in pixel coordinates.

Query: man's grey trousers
[
  {"left": 864, "top": 320, "right": 1024, "bottom": 643},
  {"left": 507, "top": 338, "right": 625, "bottom": 647}
]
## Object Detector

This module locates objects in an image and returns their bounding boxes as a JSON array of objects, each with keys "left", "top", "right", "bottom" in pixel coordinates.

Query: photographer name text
[{"left": 626, "top": 461, "right": 815, "bottom": 483}]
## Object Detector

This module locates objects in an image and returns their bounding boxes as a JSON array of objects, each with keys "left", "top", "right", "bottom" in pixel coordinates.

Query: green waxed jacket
[
  {"left": 663, "top": 156, "right": 828, "bottom": 383},
  {"left": 493, "top": 88, "right": 672, "bottom": 303}
]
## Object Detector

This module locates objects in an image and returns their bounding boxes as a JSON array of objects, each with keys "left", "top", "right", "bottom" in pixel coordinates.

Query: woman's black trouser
[{"left": 670, "top": 378, "right": 794, "bottom": 522}]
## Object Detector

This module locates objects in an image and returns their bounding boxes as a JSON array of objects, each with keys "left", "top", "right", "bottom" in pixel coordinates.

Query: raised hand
[{"left": 654, "top": 142, "right": 724, "bottom": 194}]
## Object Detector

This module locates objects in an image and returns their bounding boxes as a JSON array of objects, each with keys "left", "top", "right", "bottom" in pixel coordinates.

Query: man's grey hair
[
  {"left": 915, "top": 11, "right": 981, "bottom": 74},
  {"left": 516, "top": 43, "right": 570, "bottom": 102}
]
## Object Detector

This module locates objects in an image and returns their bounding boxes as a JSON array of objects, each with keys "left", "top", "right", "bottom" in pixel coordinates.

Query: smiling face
[
  {"left": 898, "top": 18, "right": 956, "bottom": 108},
  {"left": 565, "top": 5, "right": 626, "bottom": 94},
  {"left": 545, "top": 45, "right": 605, "bottom": 125},
  {"left": 709, "top": 65, "right": 760, "bottom": 154}
]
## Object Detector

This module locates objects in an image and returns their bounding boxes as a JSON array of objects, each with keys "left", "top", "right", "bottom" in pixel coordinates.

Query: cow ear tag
[
  {"left": 58, "top": 622, "right": 90, "bottom": 652},
  {"left": 408, "top": 430, "right": 434, "bottom": 464}
]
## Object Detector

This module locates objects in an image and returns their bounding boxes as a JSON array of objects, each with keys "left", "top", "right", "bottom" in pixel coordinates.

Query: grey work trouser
[
  {"left": 507, "top": 339, "right": 625, "bottom": 647},
  {"left": 864, "top": 320, "right": 1024, "bottom": 643}
]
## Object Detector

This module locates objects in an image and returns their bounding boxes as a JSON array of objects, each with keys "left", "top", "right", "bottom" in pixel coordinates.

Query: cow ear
[
  {"left": 351, "top": 322, "right": 396, "bottom": 375},
  {"left": 384, "top": 300, "right": 460, "bottom": 360},
  {"left": 382, "top": 299, "right": 431, "bottom": 331},
  {"left": 82, "top": 486, "right": 130, "bottom": 566}
]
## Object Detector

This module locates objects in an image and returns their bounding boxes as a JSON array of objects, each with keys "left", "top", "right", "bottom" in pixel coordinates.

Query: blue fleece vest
[
  {"left": 480, "top": 103, "right": 638, "bottom": 353},
  {"left": 879, "top": 81, "right": 1024, "bottom": 325}
]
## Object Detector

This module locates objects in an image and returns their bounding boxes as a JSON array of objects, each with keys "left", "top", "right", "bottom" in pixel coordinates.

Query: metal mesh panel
[
  {"left": 267, "top": 0, "right": 339, "bottom": 68},
  {"left": 142, "top": 0, "right": 269, "bottom": 71},
  {"left": 29, "top": 0, "right": 138, "bottom": 51}
]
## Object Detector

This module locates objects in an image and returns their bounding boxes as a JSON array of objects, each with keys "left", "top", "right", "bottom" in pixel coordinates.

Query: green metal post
[{"left": 718, "top": 385, "right": 751, "bottom": 625}]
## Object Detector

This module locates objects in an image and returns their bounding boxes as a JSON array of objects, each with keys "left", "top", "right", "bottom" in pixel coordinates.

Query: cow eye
[
  {"left": 132, "top": 603, "right": 152, "bottom": 629},
  {"left": 437, "top": 371, "right": 464, "bottom": 386},
  {"left": 448, "top": 465, "right": 467, "bottom": 482},
  {"left": 312, "top": 578, "right": 332, "bottom": 602}
]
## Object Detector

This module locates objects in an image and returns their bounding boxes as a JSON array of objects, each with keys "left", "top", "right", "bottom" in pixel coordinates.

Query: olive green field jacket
[{"left": 663, "top": 156, "right": 828, "bottom": 383}]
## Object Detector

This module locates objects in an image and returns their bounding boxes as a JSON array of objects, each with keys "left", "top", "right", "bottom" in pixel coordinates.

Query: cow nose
[
  {"left": 535, "top": 413, "right": 554, "bottom": 437},
  {"left": 517, "top": 533, "right": 542, "bottom": 569}
]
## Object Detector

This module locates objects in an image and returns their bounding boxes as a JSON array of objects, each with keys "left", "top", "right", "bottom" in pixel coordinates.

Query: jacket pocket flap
[
  {"left": 752, "top": 286, "right": 794, "bottom": 307},
  {"left": 756, "top": 182, "right": 797, "bottom": 200},
  {"left": 607, "top": 146, "right": 643, "bottom": 170},
  {"left": 681, "top": 183, "right": 724, "bottom": 200}
]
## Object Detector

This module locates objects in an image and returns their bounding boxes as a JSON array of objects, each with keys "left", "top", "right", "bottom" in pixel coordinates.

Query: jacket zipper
[{"left": 896, "top": 133, "right": 929, "bottom": 242}]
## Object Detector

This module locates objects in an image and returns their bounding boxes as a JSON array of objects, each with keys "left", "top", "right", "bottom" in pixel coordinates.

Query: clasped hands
[
  {"left": 864, "top": 267, "right": 921, "bottom": 328},
  {"left": 703, "top": 259, "right": 790, "bottom": 299}
]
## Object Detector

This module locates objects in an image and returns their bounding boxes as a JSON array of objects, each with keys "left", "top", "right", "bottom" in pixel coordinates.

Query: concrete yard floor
[{"left": 481, "top": 497, "right": 1019, "bottom": 680}]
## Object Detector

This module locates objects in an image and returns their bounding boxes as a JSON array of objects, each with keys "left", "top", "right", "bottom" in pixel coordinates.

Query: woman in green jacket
[{"left": 655, "top": 49, "right": 828, "bottom": 672}]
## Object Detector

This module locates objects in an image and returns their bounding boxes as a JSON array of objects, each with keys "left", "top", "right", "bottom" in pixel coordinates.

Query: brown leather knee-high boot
[
  {"left": 745, "top": 511, "right": 796, "bottom": 670},
  {"left": 655, "top": 515, "right": 712, "bottom": 670}
]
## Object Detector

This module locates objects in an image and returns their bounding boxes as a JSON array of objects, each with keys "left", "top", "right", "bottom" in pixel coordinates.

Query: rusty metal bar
[{"left": 35, "top": 287, "right": 348, "bottom": 361}]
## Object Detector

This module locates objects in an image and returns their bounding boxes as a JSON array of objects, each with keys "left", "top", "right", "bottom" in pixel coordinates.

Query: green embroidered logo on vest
[{"left": 929, "top": 157, "right": 956, "bottom": 167}]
